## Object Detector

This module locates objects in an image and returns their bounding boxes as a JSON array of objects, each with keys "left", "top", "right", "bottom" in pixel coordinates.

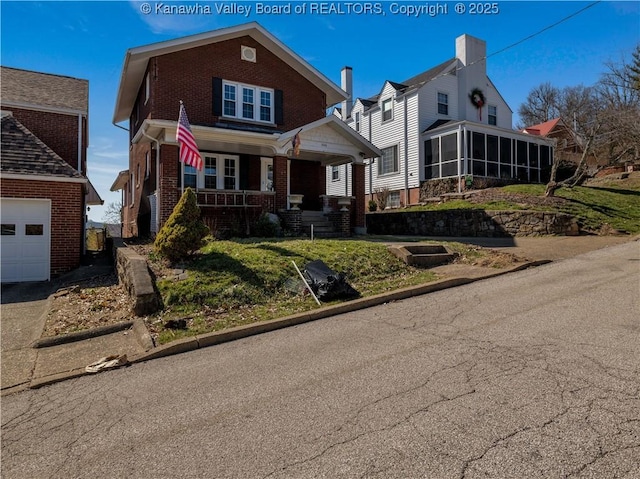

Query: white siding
[{"left": 417, "top": 73, "right": 460, "bottom": 132}]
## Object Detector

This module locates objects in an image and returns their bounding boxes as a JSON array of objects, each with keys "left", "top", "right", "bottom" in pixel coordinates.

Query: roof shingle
[{"left": 1, "top": 66, "right": 88, "bottom": 113}]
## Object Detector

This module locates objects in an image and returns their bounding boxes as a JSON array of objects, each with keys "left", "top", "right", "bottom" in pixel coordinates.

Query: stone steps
[
  {"left": 387, "top": 244, "right": 456, "bottom": 267},
  {"left": 301, "top": 211, "right": 338, "bottom": 238}
]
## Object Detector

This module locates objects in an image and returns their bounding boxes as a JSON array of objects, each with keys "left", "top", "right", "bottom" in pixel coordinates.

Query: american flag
[
  {"left": 176, "top": 102, "right": 203, "bottom": 170},
  {"left": 292, "top": 130, "right": 301, "bottom": 157}
]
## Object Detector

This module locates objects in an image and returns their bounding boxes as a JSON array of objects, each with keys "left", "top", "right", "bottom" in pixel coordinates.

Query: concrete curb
[
  {"left": 25, "top": 260, "right": 549, "bottom": 389},
  {"left": 130, "top": 260, "right": 549, "bottom": 365},
  {"left": 32, "top": 321, "right": 135, "bottom": 348}
]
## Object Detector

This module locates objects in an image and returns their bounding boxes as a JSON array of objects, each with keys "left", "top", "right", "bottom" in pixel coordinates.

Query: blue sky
[{"left": 1, "top": 1, "right": 638, "bottom": 221}]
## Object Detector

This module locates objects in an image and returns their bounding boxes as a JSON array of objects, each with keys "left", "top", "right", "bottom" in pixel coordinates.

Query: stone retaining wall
[
  {"left": 113, "top": 240, "right": 162, "bottom": 316},
  {"left": 367, "top": 210, "right": 580, "bottom": 237}
]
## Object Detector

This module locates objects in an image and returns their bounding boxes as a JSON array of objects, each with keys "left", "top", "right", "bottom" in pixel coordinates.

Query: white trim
[
  {"left": 378, "top": 144, "right": 400, "bottom": 176},
  {"left": 381, "top": 97, "right": 393, "bottom": 123},
  {"left": 1, "top": 100, "right": 87, "bottom": 116},
  {"left": 0, "top": 173, "right": 87, "bottom": 184},
  {"left": 222, "top": 80, "right": 274, "bottom": 124}
]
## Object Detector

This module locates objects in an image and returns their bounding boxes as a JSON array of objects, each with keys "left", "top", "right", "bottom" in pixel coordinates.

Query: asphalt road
[{"left": 2, "top": 241, "right": 639, "bottom": 478}]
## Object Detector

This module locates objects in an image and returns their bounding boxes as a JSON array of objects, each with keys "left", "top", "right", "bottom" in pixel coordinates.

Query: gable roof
[
  {"left": 0, "top": 66, "right": 88, "bottom": 114},
  {"left": 359, "top": 58, "right": 457, "bottom": 110},
  {"left": 0, "top": 113, "right": 85, "bottom": 180},
  {"left": 113, "top": 22, "right": 347, "bottom": 123},
  {"left": 522, "top": 118, "right": 561, "bottom": 136}
]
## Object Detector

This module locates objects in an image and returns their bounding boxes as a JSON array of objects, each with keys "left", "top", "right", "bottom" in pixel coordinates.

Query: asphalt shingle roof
[
  {"left": 1, "top": 113, "right": 84, "bottom": 179},
  {"left": 0, "top": 66, "right": 88, "bottom": 113},
  {"left": 359, "top": 58, "right": 457, "bottom": 111}
]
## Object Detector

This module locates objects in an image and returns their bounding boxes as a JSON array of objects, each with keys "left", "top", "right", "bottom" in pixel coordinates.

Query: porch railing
[{"left": 194, "top": 189, "right": 275, "bottom": 210}]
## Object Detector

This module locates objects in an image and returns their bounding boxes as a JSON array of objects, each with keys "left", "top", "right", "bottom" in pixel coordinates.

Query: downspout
[
  {"left": 141, "top": 127, "right": 161, "bottom": 235},
  {"left": 403, "top": 95, "right": 409, "bottom": 205}
]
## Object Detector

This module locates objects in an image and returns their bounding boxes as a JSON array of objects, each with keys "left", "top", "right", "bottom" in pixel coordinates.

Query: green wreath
[{"left": 469, "top": 88, "right": 485, "bottom": 109}]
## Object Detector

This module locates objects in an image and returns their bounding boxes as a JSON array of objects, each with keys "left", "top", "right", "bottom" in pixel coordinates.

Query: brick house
[
  {"left": 0, "top": 67, "right": 101, "bottom": 282},
  {"left": 111, "top": 22, "right": 380, "bottom": 239}
]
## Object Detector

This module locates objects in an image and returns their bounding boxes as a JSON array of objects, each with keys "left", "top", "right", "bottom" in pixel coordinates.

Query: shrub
[
  {"left": 374, "top": 186, "right": 391, "bottom": 210},
  {"left": 368, "top": 200, "right": 378, "bottom": 212},
  {"left": 251, "top": 212, "right": 280, "bottom": 237},
  {"left": 154, "top": 188, "right": 209, "bottom": 262}
]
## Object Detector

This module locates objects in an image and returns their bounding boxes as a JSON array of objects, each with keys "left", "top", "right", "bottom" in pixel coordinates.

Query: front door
[{"left": 260, "top": 157, "right": 273, "bottom": 192}]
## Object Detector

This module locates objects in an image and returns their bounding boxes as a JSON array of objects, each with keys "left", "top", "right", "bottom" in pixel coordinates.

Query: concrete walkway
[{"left": 1, "top": 235, "right": 636, "bottom": 395}]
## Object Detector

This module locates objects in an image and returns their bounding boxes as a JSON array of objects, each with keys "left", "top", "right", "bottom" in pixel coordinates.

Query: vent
[{"left": 241, "top": 46, "right": 256, "bottom": 63}]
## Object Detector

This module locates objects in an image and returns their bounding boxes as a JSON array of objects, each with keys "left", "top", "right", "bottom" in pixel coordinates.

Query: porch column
[
  {"left": 352, "top": 163, "right": 366, "bottom": 234},
  {"left": 273, "top": 155, "right": 288, "bottom": 211}
]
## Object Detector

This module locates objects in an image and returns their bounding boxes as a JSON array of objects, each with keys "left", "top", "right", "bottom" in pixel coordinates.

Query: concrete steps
[
  {"left": 387, "top": 244, "right": 456, "bottom": 267},
  {"left": 300, "top": 211, "right": 338, "bottom": 238}
]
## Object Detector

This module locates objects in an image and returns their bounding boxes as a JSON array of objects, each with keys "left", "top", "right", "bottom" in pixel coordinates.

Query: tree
[
  {"left": 154, "top": 188, "right": 209, "bottom": 262},
  {"left": 517, "top": 82, "right": 560, "bottom": 128},
  {"left": 102, "top": 201, "right": 122, "bottom": 224}
]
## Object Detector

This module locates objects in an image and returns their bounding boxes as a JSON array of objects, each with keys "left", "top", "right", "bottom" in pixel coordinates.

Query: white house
[{"left": 330, "top": 34, "right": 554, "bottom": 207}]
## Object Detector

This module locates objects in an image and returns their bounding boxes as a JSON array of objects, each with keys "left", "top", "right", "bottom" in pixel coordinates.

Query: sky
[{"left": 1, "top": 1, "right": 638, "bottom": 221}]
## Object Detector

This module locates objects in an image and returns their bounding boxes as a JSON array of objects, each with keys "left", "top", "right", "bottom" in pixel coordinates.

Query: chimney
[
  {"left": 455, "top": 34, "right": 487, "bottom": 121},
  {"left": 341, "top": 66, "right": 353, "bottom": 120}
]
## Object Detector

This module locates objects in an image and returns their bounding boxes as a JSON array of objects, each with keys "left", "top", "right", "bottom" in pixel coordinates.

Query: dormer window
[
  {"left": 222, "top": 80, "right": 274, "bottom": 123},
  {"left": 382, "top": 98, "right": 393, "bottom": 122},
  {"left": 355, "top": 111, "right": 361, "bottom": 132}
]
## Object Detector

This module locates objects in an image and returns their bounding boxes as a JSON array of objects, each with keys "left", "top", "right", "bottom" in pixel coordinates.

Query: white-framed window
[
  {"left": 332, "top": 165, "right": 340, "bottom": 181},
  {"left": 378, "top": 145, "right": 399, "bottom": 176},
  {"left": 222, "top": 81, "right": 274, "bottom": 123},
  {"left": 144, "top": 72, "right": 150, "bottom": 104},
  {"left": 183, "top": 154, "right": 239, "bottom": 190},
  {"left": 488, "top": 105, "right": 497, "bottom": 126},
  {"left": 437, "top": 92, "right": 449, "bottom": 115},
  {"left": 381, "top": 98, "right": 393, "bottom": 122},
  {"left": 388, "top": 191, "right": 401, "bottom": 208},
  {"left": 355, "top": 111, "right": 361, "bottom": 132},
  {"left": 136, "top": 163, "right": 141, "bottom": 187}
]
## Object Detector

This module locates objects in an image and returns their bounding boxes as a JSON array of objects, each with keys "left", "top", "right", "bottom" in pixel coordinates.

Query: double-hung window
[
  {"left": 184, "top": 154, "right": 239, "bottom": 190},
  {"left": 223, "top": 81, "right": 274, "bottom": 123},
  {"left": 355, "top": 112, "right": 361, "bottom": 132},
  {"left": 379, "top": 145, "right": 399, "bottom": 176},
  {"left": 437, "top": 92, "right": 449, "bottom": 115},
  {"left": 488, "top": 105, "right": 497, "bottom": 126},
  {"left": 382, "top": 98, "right": 393, "bottom": 122},
  {"left": 331, "top": 166, "right": 340, "bottom": 181}
]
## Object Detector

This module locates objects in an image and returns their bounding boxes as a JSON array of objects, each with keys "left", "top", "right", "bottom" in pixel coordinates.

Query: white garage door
[{"left": 1, "top": 198, "right": 51, "bottom": 283}]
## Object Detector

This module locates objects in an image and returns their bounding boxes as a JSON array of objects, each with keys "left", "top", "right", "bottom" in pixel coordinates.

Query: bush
[
  {"left": 368, "top": 200, "right": 378, "bottom": 212},
  {"left": 251, "top": 212, "right": 280, "bottom": 237},
  {"left": 154, "top": 188, "right": 209, "bottom": 262},
  {"left": 374, "top": 186, "right": 391, "bottom": 210}
]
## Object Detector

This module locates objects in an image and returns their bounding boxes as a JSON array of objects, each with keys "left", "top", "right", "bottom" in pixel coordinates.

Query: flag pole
[{"left": 179, "top": 100, "right": 184, "bottom": 197}]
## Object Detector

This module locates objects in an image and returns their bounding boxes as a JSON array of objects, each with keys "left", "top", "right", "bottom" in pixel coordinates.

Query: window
[
  {"left": 260, "top": 91, "right": 272, "bottom": 122},
  {"left": 183, "top": 154, "right": 239, "bottom": 190},
  {"left": 204, "top": 157, "right": 217, "bottom": 189},
  {"left": 332, "top": 166, "right": 340, "bottom": 181},
  {"left": 145, "top": 151, "right": 151, "bottom": 180},
  {"left": 242, "top": 87, "right": 254, "bottom": 119},
  {"left": 355, "top": 112, "right": 361, "bottom": 132},
  {"left": 441, "top": 134, "right": 457, "bottom": 162},
  {"left": 144, "top": 72, "right": 150, "bottom": 104},
  {"left": 437, "top": 92, "right": 449, "bottom": 115},
  {"left": 224, "top": 84, "right": 236, "bottom": 117},
  {"left": 25, "top": 225, "right": 43, "bottom": 236},
  {"left": 381, "top": 98, "right": 393, "bottom": 122},
  {"left": 379, "top": 145, "right": 398, "bottom": 175},
  {"left": 488, "top": 105, "right": 497, "bottom": 126},
  {"left": 388, "top": 191, "right": 401, "bottom": 208},
  {"left": 184, "top": 165, "right": 197, "bottom": 189},
  {"left": 136, "top": 163, "right": 141, "bottom": 187},
  {"left": 130, "top": 173, "right": 135, "bottom": 205},
  {"left": 222, "top": 81, "right": 274, "bottom": 123},
  {"left": 1, "top": 224, "right": 16, "bottom": 235}
]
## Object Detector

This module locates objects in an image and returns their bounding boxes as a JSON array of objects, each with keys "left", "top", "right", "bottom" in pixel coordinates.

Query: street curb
[
  {"left": 24, "top": 261, "right": 549, "bottom": 389},
  {"left": 130, "top": 260, "right": 549, "bottom": 365},
  {"left": 31, "top": 321, "right": 135, "bottom": 348}
]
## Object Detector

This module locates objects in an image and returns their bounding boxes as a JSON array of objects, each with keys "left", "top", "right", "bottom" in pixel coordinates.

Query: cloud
[{"left": 129, "top": 0, "right": 217, "bottom": 34}]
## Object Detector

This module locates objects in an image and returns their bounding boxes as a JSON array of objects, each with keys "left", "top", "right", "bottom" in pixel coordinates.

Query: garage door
[{"left": 1, "top": 198, "right": 51, "bottom": 283}]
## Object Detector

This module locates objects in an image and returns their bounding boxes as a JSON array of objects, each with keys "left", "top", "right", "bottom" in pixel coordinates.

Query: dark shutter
[
  {"left": 212, "top": 77, "right": 223, "bottom": 116},
  {"left": 274, "top": 89, "right": 284, "bottom": 125}
]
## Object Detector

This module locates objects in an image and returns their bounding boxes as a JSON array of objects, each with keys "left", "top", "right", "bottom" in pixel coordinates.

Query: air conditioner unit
[{"left": 241, "top": 46, "right": 256, "bottom": 63}]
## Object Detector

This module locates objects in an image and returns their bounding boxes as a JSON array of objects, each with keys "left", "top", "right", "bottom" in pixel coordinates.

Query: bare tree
[
  {"left": 102, "top": 201, "right": 123, "bottom": 224},
  {"left": 517, "top": 82, "right": 560, "bottom": 128}
]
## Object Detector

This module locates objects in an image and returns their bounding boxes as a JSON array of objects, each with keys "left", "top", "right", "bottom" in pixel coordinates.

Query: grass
[
  {"left": 404, "top": 183, "right": 640, "bottom": 234},
  {"left": 153, "top": 238, "right": 492, "bottom": 344},
  {"left": 503, "top": 184, "right": 640, "bottom": 233}
]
